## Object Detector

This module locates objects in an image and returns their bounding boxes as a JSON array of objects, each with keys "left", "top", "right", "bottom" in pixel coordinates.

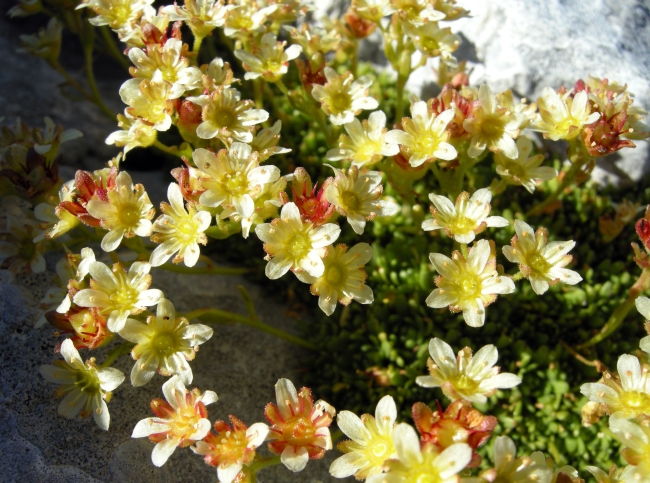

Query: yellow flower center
[
  {"left": 282, "top": 415, "right": 316, "bottom": 446},
  {"left": 452, "top": 374, "right": 480, "bottom": 393},
  {"left": 502, "top": 161, "right": 526, "bottom": 179},
  {"left": 108, "top": 3, "right": 132, "bottom": 26},
  {"left": 119, "top": 203, "right": 143, "bottom": 228},
  {"left": 457, "top": 274, "right": 481, "bottom": 299},
  {"left": 75, "top": 367, "right": 100, "bottom": 394},
  {"left": 341, "top": 191, "right": 362, "bottom": 211},
  {"left": 169, "top": 404, "right": 203, "bottom": 439},
  {"left": 330, "top": 92, "right": 352, "bottom": 113},
  {"left": 396, "top": 448, "right": 441, "bottom": 483},
  {"left": 619, "top": 391, "right": 650, "bottom": 413},
  {"left": 363, "top": 433, "right": 394, "bottom": 468},
  {"left": 214, "top": 429, "right": 249, "bottom": 464},
  {"left": 224, "top": 171, "right": 249, "bottom": 195},
  {"left": 481, "top": 114, "right": 507, "bottom": 141},
  {"left": 448, "top": 214, "right": 476, "bottom": 235},
  {"left": 527, "top": 253, "right": 551, "bottom": 277},
  {"left": 211, "top": 107, "right": 237, "bottom": 129},
  {"left": 286, "top": 232, "right": 312, "bottom": 260},
  {"left": 421, "top": 37, "right": 441, "bottom": 55},
  {"left": 152, "top": 331, "right": 179, "bottom": 357},
  {"left": 175, "top": 218, "right": 198, "bottom": 242},
  {"left": 149, "top": 101, "right": 167, "bottom": 122},
  {"left": 325, "top": 263, "right": 346, "bottom": 286},
  {"left": 111, "top": 285, "right": 139, "bottom": 309},
  {"left": 413, "top": 131, "right": 441, "bottom": 156}
]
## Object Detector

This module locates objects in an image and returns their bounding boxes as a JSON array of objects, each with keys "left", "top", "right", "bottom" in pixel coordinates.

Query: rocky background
[{"left": 1, "top": 0, "right": 649, "bottom": 482}]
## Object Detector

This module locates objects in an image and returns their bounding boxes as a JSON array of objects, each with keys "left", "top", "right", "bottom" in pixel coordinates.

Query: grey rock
[
  {"left": 0, "top": 259, "right": 340, "bottom": 482},
  {"left": 410, "top": 0, "right": 650, "bottom": 184}
]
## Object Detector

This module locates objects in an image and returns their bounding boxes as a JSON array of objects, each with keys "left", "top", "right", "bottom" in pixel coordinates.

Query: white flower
[
  {"left": 422, "top": 188, "right": 509, "bottom": 244},
  {"left": 426, "top": 239, "right": 515, "bottom": 327},
  {"left": 131, "top": 375, "right": 218, "bottom": 467},
  {"left": 150, "top": 183, "right": 211, "bottom": 267},
  {"left": 86, "top": 171, "right": 155, "bottom": 252},
  {"left": 494, "top": 136, "right": 557, "bottom": 193},
  {"left": 234, "top": 32, "right": 302, "bottom": 82},
  {"left": 404, "top": 22, "right": 461, "bottom": 67},
  {"left": 324, "top": 165, "right": 399, "bottom": 235},
  {"left": 255, "top": 202, "right": 340, "bottom": 279},
  {"left": 390, "top": 0, "right": 445, "bottom": 26},
  {"left": 188, "top": 86, "right": 269, "bottom": 143},
  {"left": 502, "top": 220, "right": 582, "bottom": 295},
  {"left": 416, "top": 338, "right": 522, "bottom": 403},
  {"left": 464, "top": 436, "right": 553, "bottom": 483},
  {"left": 463, "top": 84, "right": 524, "bottom": 159},
  {"left": 128, "top": 38, "right": 202, "bottom": 99},
  {"left": 580, "top": 354, "right": 650, "bottom": 419},
  {"left": 119, "top": 70, "right": 174, "bottom": 131},
  {"left": 385, "top": 101, "right": 457, "bottom": 167},
  {"left": 330, "top": 395, "right": 397, "bottom": 480},
  {"left": 326, "top": 111, "right": 399, "bottom": 168},
  {"left": 39, "top": 339, "right": 125, "bottom": 430},
  {"left": 119, "top": 298, "right": 213, "bottom": 386},
  {"left": 192, "top": 417, "right": 270, "bottom": 483},
  {"left": 195, "top": 143, "right": 280, "bottom": 238},
  {"left": 105, "top": 113, "right": 157, "bottom": 154},
  {"left": 635, "top": 296, "right": 650, "bottom": 354},
  {"left": 223, "top": 4, "right": 276, "bottom": 39},
  {"left": 311, "top": 67, "right": 379, "bottom": 125},
  {"left": 366, "top": 423, "right": 472, "bottom": 483},
  {"left": 73, "top": 260, "right": 163, "bottom": 332},
  {"left": 586, "top": 465, "right": 647, "bottom": 483},
  {"left": 296, "top": 243, "right": 374, "bottom": 316},
  {"left": 531, "top": 87, "right": 600, "bottom": 141},
  {"left": 609, "top": 417, "right": 650, "bottom": 476},
  {"left": 160, "top": 0, "right": 232, "bottom": 38},
  {"left": 77, "top": 0, "right": 155, "bottom": 30},
  {"left": 250, "top": 120, "right": 291, "bottom": 162}
]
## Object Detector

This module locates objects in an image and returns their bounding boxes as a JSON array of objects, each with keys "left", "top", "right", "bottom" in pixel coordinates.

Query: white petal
[
  {"left": 392, "top": 423, "right": 422, "bottom": 466},
  {"left": 93, "top": 398, "right": 110, "bottom": 430},
  {"left": 151, "top": 437, "right": 179, "bottom": 467},
  {"left": 375, "top": 395, "right": 397, "bottom": 435},
  {"left": 434, "top": 443, "right": 473, "bottom": 479},
  {"left": 337, "top": 411, "right": 371, "bottom": 443},
  {"left": 281, "top": 445, "right": 309, "bottom": 472},
  {"left": 479, "top": 372, "right": 522, "bottom": 391},
  {"left": 218, "top": 463, "right": 243, "bottom": 483},
  {"left": 246, "top": 422, "right": 269, "bottom": 448},
  {"left": 275, "top": 378, "right": 298, "bottom": 419},
  {"left": 329, "top": 452, "right": 365, "bottom": 478},
  {"left": 132, "top": 418, "right": 170, "bottom": 437}
]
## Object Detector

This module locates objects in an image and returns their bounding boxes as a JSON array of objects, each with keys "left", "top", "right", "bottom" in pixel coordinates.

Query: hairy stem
[{"left": 99, "top": 26, "right": 129, "bottom": 70}]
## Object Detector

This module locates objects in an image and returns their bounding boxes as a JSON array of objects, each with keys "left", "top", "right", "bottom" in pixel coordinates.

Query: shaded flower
[
  {"left": 250, "top": 121, "right": 291, "bottom": 162},
  {"left": 422, "top": 188, "right": 508, "bottom": 244},
  {"left": 296, "top": 243, "right": 374, "bottom": 316},
  {"left": 502, "top": 220, "right": 582, "bottom": 295},
  {"left": 39, "top": 339, "right": 125, "bottom": 430},
  {"left": 17, "top": 17, "right": 62, "bottom": 64},
  {"left": 0, "top": 213, "right": 46, "bottom": 274},
  {"left": 56, "top": 167, "right": 118, "bottom": 228},
  {"left": 119, "top": 70, "right": 174, "bottom": 131},
  {"left": 585, "top": 465, "right": 644, "bottom": 483},
  {"left": 404, "top": 21, "right": 460, "bottom": 67},
  {"left": 494, "top": 136, "right": 557, "bottom": 193},
  {"left": 329, "top": 395, "right": 397, "bottom": 480},
  {"left": 193, "top": 416, "right": 269, "bottom": 483},
  {"left": 78, "top": 0, "right": 155, "bottom": 30},
  {"left": 463, "top": 436, "right": 553, "bottom": 483},
  {"left": 150, "top": 183, "right": 211, "bottom": 267},
  {"left": 385, "top": 101, "right": 457, "bottom": 167},
  {"left": 326, "top": 111, "right": 399, "bottom": 168},
  {"left": 234, "top": 32, "right": 302, "bottom": 82},
  {"left": 255, "top": 202, "right": 340, "bottom": 279},
  {"left": 131, "top": 375, "right": 218, "bottom": 466},
  {"left": 119, "top": 298, "right": 213, "bottom": 386},
  {"left": 416, "top": 338, "right": 522, "bottom": 403},
  {"left": 73, "top": 260, "right": 163, "bottom": 332},
  {"left": 223, "top": 3, "right": 276, "bottom": 39},
  {"left": 580, "top": 354, "right": 650, "bottom": 419},
  {"left": 265, "top": 378, "right": 336, "bottom": 472},
  {"left": 86, "top": 170, "right": 155, "bottom": 252},
  {"left": 366, "top": 423, "right": 472, "bottom": 483},
  {"left": 635, "top": 296, "right": 650, "bottom": 354},
  {"left": 312, "top": 67, "right": 378, "bottom": 125},
  {"left": 426, "top": 239, "right": 515, "bottom": 327},
  {"left": 609, "top": 417, "right": 650, "bottom": 476},
  {"left": 325, "top": 165, "right": 398, "bottom": 235}
]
